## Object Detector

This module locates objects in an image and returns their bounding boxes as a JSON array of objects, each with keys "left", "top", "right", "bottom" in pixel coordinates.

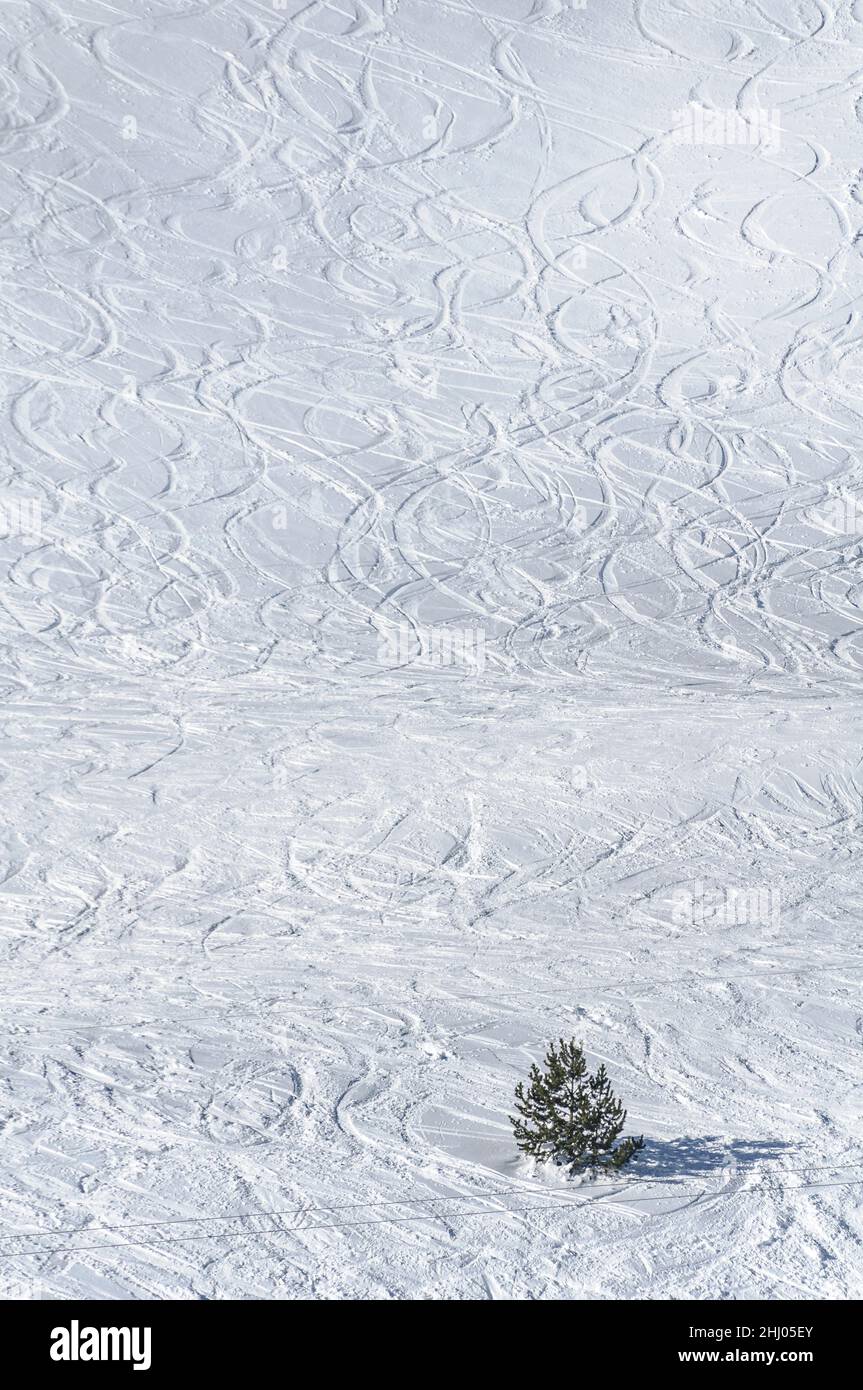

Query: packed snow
[{"left": 1, "top": 0, "right": 862, "bottom": 1300}]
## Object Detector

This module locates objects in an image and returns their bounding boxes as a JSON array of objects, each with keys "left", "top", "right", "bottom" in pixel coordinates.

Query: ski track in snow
[{"left": 1, "top": 0, "right": 862, "bottom": 1299}]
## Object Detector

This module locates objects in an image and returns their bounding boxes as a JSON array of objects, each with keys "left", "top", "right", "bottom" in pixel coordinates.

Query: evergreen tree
[{"left": 510, "top": 1038, "right": 644, "bottom": 1172}]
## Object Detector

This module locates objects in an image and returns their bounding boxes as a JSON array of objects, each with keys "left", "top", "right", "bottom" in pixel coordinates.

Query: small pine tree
[{"left": 510, "top": 1038, "right": 644, "bottom": 1173}]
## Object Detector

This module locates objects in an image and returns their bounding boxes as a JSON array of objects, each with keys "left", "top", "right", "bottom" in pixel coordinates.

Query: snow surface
[{"left": 1, "top": 0, "right": 863, "bottom": 1300}]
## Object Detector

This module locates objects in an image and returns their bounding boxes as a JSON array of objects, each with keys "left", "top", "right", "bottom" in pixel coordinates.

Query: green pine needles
[{"left": 510, "top": 1038, "right": 645, "bottom": 1173}]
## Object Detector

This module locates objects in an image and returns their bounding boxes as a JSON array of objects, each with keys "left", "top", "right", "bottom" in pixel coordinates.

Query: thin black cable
[{"left": 4, "top": 1165, "right": 863, "bottom": 1262}]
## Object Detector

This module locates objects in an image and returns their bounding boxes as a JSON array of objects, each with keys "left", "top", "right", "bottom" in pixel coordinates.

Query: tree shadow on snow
[{"left": 632, "top": 1135, "right": 794, "bottom": 1181}]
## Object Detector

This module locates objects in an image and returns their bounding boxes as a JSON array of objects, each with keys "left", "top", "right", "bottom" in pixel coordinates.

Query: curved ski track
[{"left": 0, "top": 0, "right": 862, "bottom": 1299}]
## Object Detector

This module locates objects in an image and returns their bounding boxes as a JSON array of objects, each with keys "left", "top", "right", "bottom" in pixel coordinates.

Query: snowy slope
[{"left": 1, "top": 0, "right": 862, "bottom": 1299}]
